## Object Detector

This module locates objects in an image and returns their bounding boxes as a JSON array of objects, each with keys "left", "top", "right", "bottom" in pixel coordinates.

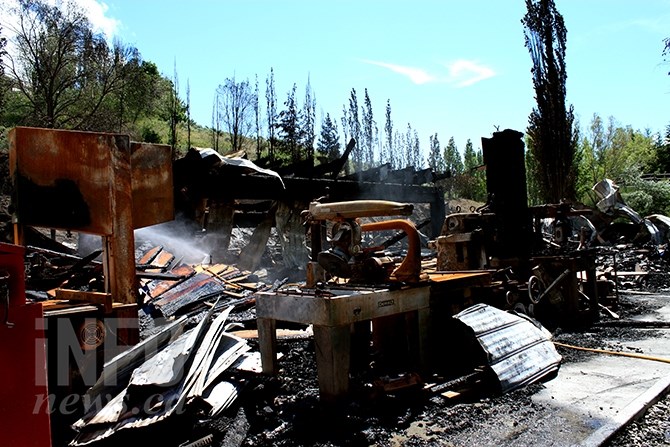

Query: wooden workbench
[{"left": 256, "top": 271, "right": 492, "bottom": 403}]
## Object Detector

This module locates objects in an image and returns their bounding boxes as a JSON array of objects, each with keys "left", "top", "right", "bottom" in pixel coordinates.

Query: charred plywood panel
[
  {"left": 9, "top": 126, "right": 129, "bottom": 234},
  {"left": 131, "top": 142, "right": 174, "bottom": 229}
]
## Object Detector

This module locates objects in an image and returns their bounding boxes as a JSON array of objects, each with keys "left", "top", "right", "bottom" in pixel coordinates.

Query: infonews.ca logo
[
  {"left": 32, "top": 391, "right": 188, "bottom": 417},
  {"left": 32, "top": 316, "right": 188, "bottom": 416}
]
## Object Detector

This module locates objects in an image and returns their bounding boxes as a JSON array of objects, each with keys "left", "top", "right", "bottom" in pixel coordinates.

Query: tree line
[
  {"left": 1, "top": 0, "right": 669, "bottom": 217},
  {"left": 522, "top": 0, "right": 670, "bottom": 216}
]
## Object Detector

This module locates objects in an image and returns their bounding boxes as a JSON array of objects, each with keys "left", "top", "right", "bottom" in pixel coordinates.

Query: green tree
[
  {"left": 411, "top": 129, "right": 421, "bottom": 168},
  {"left": 403, "top": 123, "right": 413, "bottom": 167},
  {"left": 301, "top": 76, "right": 316, "bottom": 165},
  {"left": 522, "top": 0, "right": 578, "bottom": 203},
  {"left": 383, "top": 99, "right": 395, "bottom": 168},
  {"left": 393, "top": 129, "right": 404, "bottom": 169},
  {"left": 276, "top": 83, "right": 302, "bottom": 163},
  {"left": 462, "top": 139, "right": 486, "bottom": 201},
  {"left": 361, "top": 88, "right": 374, "bottom": 167},
  {"left": 443, "top": 137, "right": 463, "bottom": 174},
  {"left": 168, "top": 60, "right": 180, "bottom": 150},
  {"left": 265, "top": 67, "right": 277, "bottom": 161},
  {"left": 580, "top": 114, "right": 656, "bottom": 192},
  {"left": 428, "top": 133, "right": 445, "bottom": 172},
  {"left": 316, "top": 113, "right": 340, "bottom": 162},
  {"left": 119, "top": 60, "right": 166, "bottom": 127},
  {"left": 346, "top": 88, "right": 361, "bottom": 172},
  {"left": 651, "top": 125, "right": 670, "bottom": 173},
  {"left": 3, "top": 0, "right": 137, "bottom": 130},
  {"left": 525, "top": 139, "right": 542, "bottom": 205},
  {"left": 442, "top": 137, "right": 463, "bottom": 199}
]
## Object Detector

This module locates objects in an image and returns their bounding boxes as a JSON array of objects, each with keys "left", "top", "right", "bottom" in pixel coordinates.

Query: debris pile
[{"left": 70, "top": 304, "right": 258, "bottom": 446}]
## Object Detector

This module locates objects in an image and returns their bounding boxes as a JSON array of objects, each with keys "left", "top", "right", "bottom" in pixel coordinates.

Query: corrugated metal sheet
[{"left": 453, "top": 303, "right": 562, "bottom": 393}]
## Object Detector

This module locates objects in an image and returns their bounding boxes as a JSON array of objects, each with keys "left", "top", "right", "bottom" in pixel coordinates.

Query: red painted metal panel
[{"left": 0, "top": 243, "right": 51, "bottom": 446}]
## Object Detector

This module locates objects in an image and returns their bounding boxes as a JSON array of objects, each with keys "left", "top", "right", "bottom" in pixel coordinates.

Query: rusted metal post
[{"left": 107, "top": 135, "right": 138, "bottom": 304}]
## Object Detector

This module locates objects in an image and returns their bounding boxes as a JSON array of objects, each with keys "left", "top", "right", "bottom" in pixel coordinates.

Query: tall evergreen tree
[
  {"left": 654, "top": 125, "right": 670, "bottom": 173},
  {"left": 276, "top": 83, "right": 302, "bottom": 163},
  {"left": 443, "top": 137, "right": 463, "bottom": 175},
  {"left": 383, "top": 99, "right": 394, "bottom": 168},
  {"left": 302, "top": 75, "right": 316, "bottom": 165},
  {"left": 522, "top": 0, "right": 578, "bottom": 203},
  {"left": 347, "top": 88, "right": 361, "bottom": 171},
  {"left": 428, "top": 133, "right": 445, "bottom": 172},
  {"left": 265, "top": 68, "right": 277, "bottom": 161},
  {"left": 403, "top": 123, "right": 413, "bottom": 167},
  {"left": 361, "top": 88, "right": 374, "bottom": 167},
  {"left": 340, "top": 104, "right": 349, "bottom": 143},
  {"left": 411, "top": 129, "right": 421, "bottom": 168},
  {"left": 393, "top": 129, "right": 404, "bottom": 168},
  {"left": 316, "top": 113, "right": 341, "bottom": 161},
  {"left": 186, "top": 78, "right": 191, "bottom": 149}
]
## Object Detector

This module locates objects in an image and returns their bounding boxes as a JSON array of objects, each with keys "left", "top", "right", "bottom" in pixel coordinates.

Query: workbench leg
[
  {"left": 313, "top": 324, "right": 351, "bottom": 403},
  {"left": 257, "top": 317, "right": 278, "bottom": 375},
  {"left": 417, "top": 307, "right": 430, "bottom": 371}
]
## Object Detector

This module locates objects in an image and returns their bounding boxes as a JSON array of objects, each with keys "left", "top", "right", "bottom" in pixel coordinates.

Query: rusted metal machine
[
  {"left": 433, "top": 129, "right": 599, "bottom": 327},
  {"left": 304, "top": 199, "right": 425, "bottom": 286}
]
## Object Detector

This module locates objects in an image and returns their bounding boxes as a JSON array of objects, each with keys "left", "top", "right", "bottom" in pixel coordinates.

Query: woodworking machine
[{"left": 303, "top": 200, "right": 425, "bottom": 285}]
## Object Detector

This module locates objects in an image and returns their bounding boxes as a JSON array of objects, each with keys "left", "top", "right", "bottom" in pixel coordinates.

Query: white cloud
[
  {"left": 445, "top": 59, "right": 496, "bottom": 87},
  {"left": 362, "top": 59, "right": 495, "bottom": 87},
  {"left": 362, "top": 60, "right": 437, "bottom": 84},
  {"left": 72, "top": 0, "right": 120, "bottom": 38}
]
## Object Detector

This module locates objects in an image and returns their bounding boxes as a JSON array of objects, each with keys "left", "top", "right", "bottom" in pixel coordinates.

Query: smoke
[{"left": 135, "top": 216, "right": 210, "bottom": 265}]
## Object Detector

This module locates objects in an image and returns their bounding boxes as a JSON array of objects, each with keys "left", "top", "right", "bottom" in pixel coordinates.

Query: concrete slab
[{"left": 434, "top": 292, "right": 670, "bottom": 446}]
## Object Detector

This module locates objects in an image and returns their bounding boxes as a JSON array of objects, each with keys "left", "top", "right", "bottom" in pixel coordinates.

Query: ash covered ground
[
  {"left": 181, "top": 242, "right": 670, "bottom": 447},
  {"left": 104, "top": 295, "right": 670, "bottom": 447},
  {"left": 108, "top": 250, "right": 670, "bottom": 447}
]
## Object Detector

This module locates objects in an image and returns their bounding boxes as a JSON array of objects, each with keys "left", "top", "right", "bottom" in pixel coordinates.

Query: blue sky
[{"left": 9, "top": 0, "right": 670, "bottom": 158}]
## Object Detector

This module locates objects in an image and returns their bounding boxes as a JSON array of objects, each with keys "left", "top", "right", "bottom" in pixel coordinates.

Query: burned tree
[{"left": 522, "top": 0, "right": 578, "bottom": 203}]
